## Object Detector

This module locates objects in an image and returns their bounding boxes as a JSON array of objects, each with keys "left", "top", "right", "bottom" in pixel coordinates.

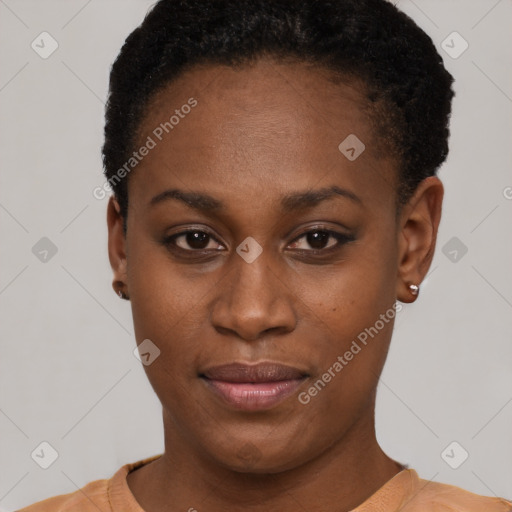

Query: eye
[
  {"left": 287, "top": 229, "right": 353, "bottom": 252},
  {"left": 165, "top": 230, "right": 224, "bottom": 252},
  {"left": 163, "top": 227, "right": 353, "bottom": 258}
]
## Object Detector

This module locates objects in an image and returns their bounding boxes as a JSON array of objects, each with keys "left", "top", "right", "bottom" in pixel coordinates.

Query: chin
[{"left": 202, "top": 434, "right": 315, "bottom": 475}]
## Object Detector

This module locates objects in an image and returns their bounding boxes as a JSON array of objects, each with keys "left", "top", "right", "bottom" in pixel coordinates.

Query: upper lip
[{"left": 200, "top": 362, "right": 308, "bottom": 383}]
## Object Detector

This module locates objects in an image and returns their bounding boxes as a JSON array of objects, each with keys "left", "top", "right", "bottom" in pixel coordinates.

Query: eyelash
[{"left": 162, "top": 227, "right": 354, "bottom": 259}]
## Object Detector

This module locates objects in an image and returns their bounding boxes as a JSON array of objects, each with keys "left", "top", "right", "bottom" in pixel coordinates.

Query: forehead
[{"left": 130, "top": 58, "right": 397, "bottom": 210}]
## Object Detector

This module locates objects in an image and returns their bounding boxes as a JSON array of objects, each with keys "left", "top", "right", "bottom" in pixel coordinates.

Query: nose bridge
[
  {"left": 211, "top": 244, "right": 296, "bottom": 340},
  {"left": 233, "top": 248, "right": 275, "bottom": 304}
]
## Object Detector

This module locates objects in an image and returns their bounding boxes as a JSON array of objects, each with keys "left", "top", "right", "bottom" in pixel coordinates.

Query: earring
[
  {"left": 114, "top": 282, "right": 129, "bottom": 300},
  {"left": 408, "top": 283, "right": 419, "bottom": 296}
]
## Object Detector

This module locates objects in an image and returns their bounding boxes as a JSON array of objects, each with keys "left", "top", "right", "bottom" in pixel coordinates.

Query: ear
[
  {"left": 107, "top": 196, "right": 128, "bottom": 298},
  {"left": 396, "top": 176, "right": 444, "bottom": 303}
]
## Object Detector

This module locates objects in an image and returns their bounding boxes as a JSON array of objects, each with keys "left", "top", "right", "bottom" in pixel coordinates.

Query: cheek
[
  {"left": 127, "top": 249, "right": 214, "bottom": 417},
  {"left": 127, "top": 227, "right": 210, "bottom": 319},
  {"left": 127, "top": 218, "right": 398, "bottom": 413},
  {"left": 298, "top": 237, "right": 397, "bottom": 340},
  {"left": 294, "top": 234, "right": 398, "bottom": 397},
  {"left": 298, "top": 269, "right": 396, "bottom": 378},
  {"left": 127, "top": 237, "right": 213, "bottom": 372}
]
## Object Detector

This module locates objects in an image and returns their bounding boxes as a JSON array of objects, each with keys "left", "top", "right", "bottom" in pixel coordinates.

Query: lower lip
[{"left": 201, "top": 377, "right": 306, "bottom": 411}]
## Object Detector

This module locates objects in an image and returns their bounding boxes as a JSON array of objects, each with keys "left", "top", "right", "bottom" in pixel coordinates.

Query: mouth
[{"left": 199, "top": 362, "right": 309, "bottom": 411}]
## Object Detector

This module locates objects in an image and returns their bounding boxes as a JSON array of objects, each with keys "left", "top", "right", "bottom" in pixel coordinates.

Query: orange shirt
[{"left": 18, "top": 454, "right": 511, "bottom": 511}]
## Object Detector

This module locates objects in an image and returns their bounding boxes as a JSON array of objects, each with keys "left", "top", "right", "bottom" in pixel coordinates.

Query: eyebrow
[{"left": 149, "top": 185, "right": 361, "bottom": 212}]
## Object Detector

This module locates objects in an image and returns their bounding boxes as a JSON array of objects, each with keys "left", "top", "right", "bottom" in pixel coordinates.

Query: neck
[{"left": 127, "top": 408, "right": 403, "bottom": 512}]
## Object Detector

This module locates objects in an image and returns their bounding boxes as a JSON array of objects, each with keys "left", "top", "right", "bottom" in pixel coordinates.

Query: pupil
[
  {"left": 307, "top": 231, "right": 329, "bottom": 249},
  {"left": 187, "top": 231, "right": 209, "bottom": 249}
]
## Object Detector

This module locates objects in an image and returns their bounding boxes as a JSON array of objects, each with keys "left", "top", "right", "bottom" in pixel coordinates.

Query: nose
[{"left": 210, "top": 250, "right": 297, "bottom": 341}]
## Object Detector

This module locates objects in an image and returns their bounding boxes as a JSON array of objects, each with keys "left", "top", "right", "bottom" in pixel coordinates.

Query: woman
[{"left": 20, "top": 0, "right": 511, "bottom": 510}]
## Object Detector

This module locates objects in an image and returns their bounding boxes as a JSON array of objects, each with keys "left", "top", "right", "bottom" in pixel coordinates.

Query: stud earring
[
  {"left": 113, "top": 280, "right": 128, "bottom": 300},
  {"left": 115, "top": 284, "right": 129, "bottom": 300},
  {"left": 408, "top": 283, "right": 419, "bottom": 296}
]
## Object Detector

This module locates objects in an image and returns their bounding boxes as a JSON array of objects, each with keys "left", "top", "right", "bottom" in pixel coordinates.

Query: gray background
[{"left": 0, "top": 0, "right": 511, "bottom": 509}]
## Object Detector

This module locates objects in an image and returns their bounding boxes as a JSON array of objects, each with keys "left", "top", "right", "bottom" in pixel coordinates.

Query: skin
[{"left": 107, "top": 58, "right": 443, "bottom": 511}]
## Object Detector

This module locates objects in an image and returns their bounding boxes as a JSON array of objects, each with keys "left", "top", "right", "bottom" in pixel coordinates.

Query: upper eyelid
[
  {"left": 170, "top": 230, "right": 224, "bottom": 248},
  {"left": 169, "top": 227, "right": 348, "bottom": 250}
]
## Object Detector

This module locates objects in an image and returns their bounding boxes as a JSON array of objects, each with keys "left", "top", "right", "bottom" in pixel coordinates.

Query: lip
[{"left": 200, "top": 362, "right": 309, "bottom": 411}]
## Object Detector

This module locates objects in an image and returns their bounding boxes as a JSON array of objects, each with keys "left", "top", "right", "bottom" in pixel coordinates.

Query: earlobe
[
  {"left": 396, "top": 177, "right": 443, "bottom": 303},
  {"left": 107, "top": 196, "right": 129, "bottom": 299}
]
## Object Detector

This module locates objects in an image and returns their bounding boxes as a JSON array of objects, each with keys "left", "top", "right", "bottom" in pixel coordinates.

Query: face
[{"left": 108, "top": 58, "right": 441, "bottom": 473}]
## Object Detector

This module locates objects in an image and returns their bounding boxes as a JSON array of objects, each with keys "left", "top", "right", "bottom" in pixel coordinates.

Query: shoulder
[
  {"left": 16, "top": 455, "right": 161, "bottom": 512},
  {"left": 16, "top": 478, "right": 110, "bottom": 512},
  {"left": 404, "top": 472, "right": 512, "bottom": 512}
]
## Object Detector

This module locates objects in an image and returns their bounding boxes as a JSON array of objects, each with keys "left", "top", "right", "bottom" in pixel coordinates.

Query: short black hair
[{"left": 102, "top": 0, "right": 454, "bottom": 222}]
